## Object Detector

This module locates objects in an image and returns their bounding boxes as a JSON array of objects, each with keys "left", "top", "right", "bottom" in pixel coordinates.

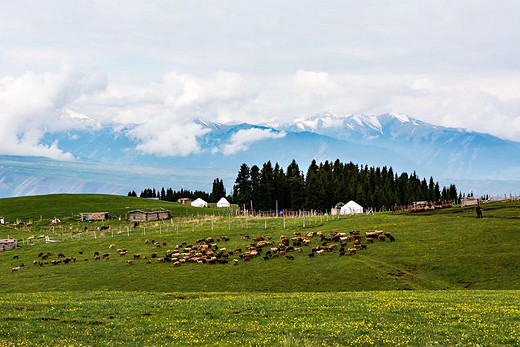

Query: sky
[{"left": 1, "top": 0, "right": 520, "bottom": 159}]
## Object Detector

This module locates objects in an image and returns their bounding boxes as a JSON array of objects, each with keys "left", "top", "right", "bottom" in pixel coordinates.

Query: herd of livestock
[{"left": 10, "top": 229, "right": 395, "bottom": 273}]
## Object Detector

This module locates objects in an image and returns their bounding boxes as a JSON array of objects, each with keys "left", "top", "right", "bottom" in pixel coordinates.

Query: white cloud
[
  {"left": 0, "top": 69, "right": 107, "bottom": 159},
  {"left": 221, "top": 128, "right": 286, "bottom": 155},
  {"left": 128, "top": 118, "right": 210, "bottom": 157},
  {"left": 3, "top": 66, "right": 520, "bottom": 162}
]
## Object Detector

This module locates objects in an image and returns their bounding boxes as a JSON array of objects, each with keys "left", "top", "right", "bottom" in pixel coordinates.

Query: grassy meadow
[{"left": 1, "top": 194, "right": 520, "bottom": 345}]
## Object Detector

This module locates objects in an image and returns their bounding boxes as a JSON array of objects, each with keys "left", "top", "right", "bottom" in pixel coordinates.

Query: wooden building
[
  {"left": 80, "top": 212, "right": 109, "bottom": 222},
  {"left": 177, "top": 198, "right": 194, "bottom": 205},
  {"left": 0, "top": 239, "right": 18, "bottom": 252},
  {"left": 128, "top": 209, "right": 171, "bottom": 222}
]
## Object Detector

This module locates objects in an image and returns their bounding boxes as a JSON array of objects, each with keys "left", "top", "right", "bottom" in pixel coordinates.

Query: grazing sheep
[
  {"left": 151, "top": 252, "right": 158, "bottom": 258},
  {"left": 94, "top": 255, "right": 101, "bottom": 260},
  {"left": 389, "top": 236, "right": 395, "bottom": 242},
  {"left": 12, "top": 254, "right": 19, "bottom": 259},
  {"left": 378, "top": 235, "right": 386, "bottom": 241},
  {"left": 126, "top": 260, "right": 133, "bottom": 265},
  {"left": 308, "top": 253, "right": 315, "bottom": 258},
  {"left": 348, "top": 248, "right": 357, "bottom": 255},
  {"left": 233, "top": 259, "right": 239, "bottom": 265},
  {"left": 133, "top": 254, "right": 141, "bottom": 259},
  {"left": 12, "top": 267, "right": 20, "bottom": 272},
  {"left": 145, "top": 239, "right": 149, "bottom": 244},
  {"left": 173, "top": 261, "right": 180, "bottom": 267},
  {"left": 102, "top": 253, "right": 110, "bottom": 258},
  {"left": 365, "top": 237, "right": 374, "bottom": 243},
  {"left": 285, "top": 254, "right": 295, "bottom": 260},
  {"left": 119, "top": 251, "right": 127, "bottom": 256},
  {"left": 109, "top": 244, "right": 115, "bottom": 249}
]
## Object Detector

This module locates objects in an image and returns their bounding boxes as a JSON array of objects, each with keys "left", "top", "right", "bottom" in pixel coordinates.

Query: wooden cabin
[
  {"left": 128, "top": 209, "right": 171, "bottom": 222},
  {"left": 0, "top": 239, "right": 18, "bottom": 252},
  {"left": 177, "top": 198, "right": 194, "bottom": 205},
  {"left": 80, "top": 212, "right": 109, "bottom": 222}
]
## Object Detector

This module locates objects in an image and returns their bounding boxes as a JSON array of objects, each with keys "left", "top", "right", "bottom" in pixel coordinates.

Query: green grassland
[
  {"left": 1, "top": 194, "right": 520, "bottom": 345},
  {"left": 1, "top": 291, "right": 519, "bottom": 346}
]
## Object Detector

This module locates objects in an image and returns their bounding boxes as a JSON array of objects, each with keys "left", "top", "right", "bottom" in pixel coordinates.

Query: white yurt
[
  {"left": 340, "top": 200, "right": 364, "bottom": 215},
  {"left": 191, "top": 198, "right": 208, "bottom": 208},
  {"left": 216, "top": 197, "right": 230, "bottom": 208}
]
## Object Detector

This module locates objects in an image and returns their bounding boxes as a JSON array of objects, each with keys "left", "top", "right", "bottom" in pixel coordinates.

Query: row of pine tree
[
  {"left": 129, "top": 158, "right": 458, "bottom": 212},
  {"left": 128, "top": 178, "right": 226, "bottom": 204},
  {"left": 232, "top": 159, "right": 458, "bottom": 212}
]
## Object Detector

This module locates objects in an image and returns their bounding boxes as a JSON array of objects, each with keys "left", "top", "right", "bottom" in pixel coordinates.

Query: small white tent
[
  {"left": 340, "top": 200, "right": 363, "bottom": 215},
  {"left": 216, "top": 197, "right": 230, "bottom": 208},
  {"left": 191, "top": 198, "right": 208, "bottom": 208}
]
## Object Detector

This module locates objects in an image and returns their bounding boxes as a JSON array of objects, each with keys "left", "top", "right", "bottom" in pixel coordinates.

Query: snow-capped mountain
[
  {"left": 283, "top": 112, "right": 520, "bottom": 180},
  {"left": 1, "top": 112, "right": 519, "bottom": 197}
]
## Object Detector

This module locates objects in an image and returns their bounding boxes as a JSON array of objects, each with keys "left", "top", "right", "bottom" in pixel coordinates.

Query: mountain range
[{"left": 1, "top": 113, "right": 519, "bottom": 197}]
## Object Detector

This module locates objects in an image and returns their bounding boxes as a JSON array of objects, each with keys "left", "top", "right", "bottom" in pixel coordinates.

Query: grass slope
[
  {"left": 0, "top": 194, "right": 226, "bottom": 225},
  {"left": 1, "top": 195, "right": 520, "bottom": 292},
  {"left": 1, "top": 194, "right": 520, "bottom": 345}
]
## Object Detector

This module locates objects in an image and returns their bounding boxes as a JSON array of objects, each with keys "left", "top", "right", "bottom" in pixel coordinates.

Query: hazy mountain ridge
[{"left": 1, "top": 113, "right": 519, "bottom": 197}]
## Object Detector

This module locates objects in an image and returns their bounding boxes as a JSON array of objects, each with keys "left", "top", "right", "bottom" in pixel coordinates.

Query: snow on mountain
[{"left": 2, "top": 112, "right": 520, "bottom": 197}]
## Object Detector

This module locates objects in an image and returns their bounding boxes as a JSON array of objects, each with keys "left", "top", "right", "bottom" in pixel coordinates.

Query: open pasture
[
  {"left": 2, "top": 197, "right": 520, "bottom": 292},
  {"left": 0, "top": 290, "right": 519, "bottom": 346},
  {"left": 1, "top": 195, "right": 520, "bottom": 345}
]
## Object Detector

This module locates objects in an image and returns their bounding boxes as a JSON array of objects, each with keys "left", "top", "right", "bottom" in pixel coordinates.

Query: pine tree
[{"left": 233, "top": 164, "right": 251, "bottom": 208}]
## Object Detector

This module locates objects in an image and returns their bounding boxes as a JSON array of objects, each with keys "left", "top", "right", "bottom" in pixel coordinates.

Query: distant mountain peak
[{"left": 61, "top": 109, "right": 102, "bottom": 129}]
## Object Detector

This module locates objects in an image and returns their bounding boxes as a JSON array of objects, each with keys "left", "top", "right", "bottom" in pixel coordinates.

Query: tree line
[
  {"left": 128, "top": 178, "right": 227, "bottom": 203},
  {"left": 129, "top": 158, "right": 458, "bottom": 212},
  {"left": 232, "top": 159, "right": 458, "bottom": 212}
]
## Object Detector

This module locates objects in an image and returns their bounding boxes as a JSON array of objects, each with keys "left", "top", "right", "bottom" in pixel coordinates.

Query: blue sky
[{"left": 1, "top": 0, "right": 520, "bottom": 159}]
